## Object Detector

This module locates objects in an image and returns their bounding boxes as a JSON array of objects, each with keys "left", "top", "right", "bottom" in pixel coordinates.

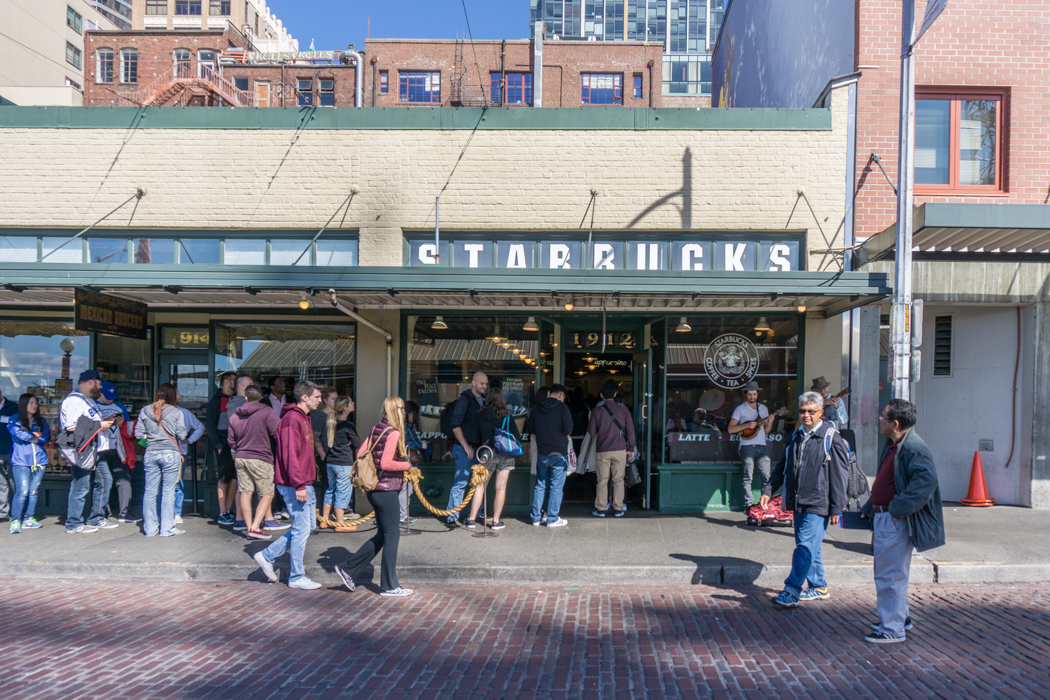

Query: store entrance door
[{"left": 158, "top": 350, "right": 209, "bottom": 516}]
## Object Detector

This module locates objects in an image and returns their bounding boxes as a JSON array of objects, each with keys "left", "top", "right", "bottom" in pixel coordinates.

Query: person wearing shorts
[
  {"left": 227, "top": 385, "right": 279, "bottom": 540},
  {"left": 464, "top": 382, "right": 521, "bottom": 531}
]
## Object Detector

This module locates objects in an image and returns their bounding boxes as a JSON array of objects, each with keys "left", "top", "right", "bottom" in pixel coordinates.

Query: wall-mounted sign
[
  {"left": 703, "top": 333, "right": 760, "bottom": 389},
  {"left": 245, "top": 50, "right": 340, "bottom": 62},
  {"left": 565, "top": 331, "right": 637, "bottom": 350},
  {"left": 408, "top": 237, "right": 801, "bottom": 272},
  {"left": 74, "top": 289, "right": 147, "bottom": 340}
]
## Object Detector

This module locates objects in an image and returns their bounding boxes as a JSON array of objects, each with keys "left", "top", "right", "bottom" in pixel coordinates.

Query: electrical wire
[{"left": 459, "top": 0, "right": 488, "bottom": 103}]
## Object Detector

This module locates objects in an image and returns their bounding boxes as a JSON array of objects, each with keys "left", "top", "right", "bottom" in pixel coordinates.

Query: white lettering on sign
[
  {"left": 636, "top": 243, "right": 661, "bottom": 270},
  {"left": 769, "top": 244, "right": 791, "bottom": 271},
  {"left": 464, "top": 243, "right": 485, "bottom": 268},
  {"left": 724, "top": 243, "right": 746, "bottom": 271},
  {"left": 418, "top": 243, "right": 437, "bottom": 265},
  {"left": 682, "top": 243, "right": 704, "bottom": 271},
  {"left": 593, "top": 243, "right": 616, "bottom": 269},
  {"left": 507, "top": 244, "right": 527, "bottom": 268},
  {"left": 550, "top": 243, "right": 571, "bottom": 269}
]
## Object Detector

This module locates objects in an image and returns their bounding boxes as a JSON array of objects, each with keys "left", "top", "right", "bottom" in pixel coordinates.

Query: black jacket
[
  {"left": 475, "top": 407, "right": 522, "bottom": 449},
  {"left": 450, "top": 390, "right": 484, "bottom": 447},
  {"left": 526, "top": 397, "right": 574, "bottom": 456},
  {"left": 321, "top": 420, "right": 362, "bottom": 466},
  {"left": 764, "top": 420, "right": 849, "bottom": 517}
]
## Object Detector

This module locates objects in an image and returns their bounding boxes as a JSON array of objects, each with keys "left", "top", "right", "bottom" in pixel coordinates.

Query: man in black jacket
[
  {"left": 445, "top": 371, "right": 488, "bottom": 526},
  {"left": 527, "top": 384, "right": 574, "bottom": 527},
  {"left": 761, "top": 391, "right": 849, "bottom": 608}
]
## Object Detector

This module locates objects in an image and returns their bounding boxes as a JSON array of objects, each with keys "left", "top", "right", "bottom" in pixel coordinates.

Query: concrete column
[
  {"left": 353, "top": 308, "right": 401, "bottom": 423},
  {"left": 851, "top": 304, "right": 881, "bottom": 477},
  {"left": 1031, "top": 300, "right": 1050, "bottom": 508}
]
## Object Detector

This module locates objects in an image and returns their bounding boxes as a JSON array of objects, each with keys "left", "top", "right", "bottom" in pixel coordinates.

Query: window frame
[
  {"left": 914, "top": 87, "right": 1006, "bottom": 195},
  {"left": 67, "top": 6, "right": 83, "bottom": 33},
  {"left": 175, "top": 0, "right": 202, "bottom": 15},
  {"left": 633, "top": 73, "right": 643, "bottom": 99},
  {"left": 398, "top": 70, "right": 441, "bottom": 104},
  {"left": 96, "top": 48, "right": 114, "bottom": 83},
  {"left": 210, "top": 0, "right": 231, "bottom": 15},
  {"left": 297, "top": 77, "right": 314, "bottom": 106},
  {"left": 318, "top": 78, "right": 335, "bottom": 107},
  {"left": 120, "top": 47, "right": 137, "bottom": 83},
  {"left": 255, "top": 81, "right": 270, "bottom": 107},
  {"left": 65, "top": 42, "right": 82, "bottom": 69},
  {"left": 145, "top": 0, "right": 167, "bottom": 15},
  {"left": 379, "top": 70, "right": 389, "bottom": 94},
  {"left": 581, "top": 72, "right": 623, "bottom": 105}
]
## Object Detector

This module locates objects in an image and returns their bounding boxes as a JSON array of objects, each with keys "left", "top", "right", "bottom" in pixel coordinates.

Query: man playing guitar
[
  {"left": 728, "top": 381, "right": 775, "bottom": 508},
  {"left": 811, "top": 376, "right": 849, "bottom": 428}
]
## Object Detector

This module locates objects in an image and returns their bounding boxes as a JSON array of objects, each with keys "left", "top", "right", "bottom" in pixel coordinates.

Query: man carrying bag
[{"left": 587, "top": 380, "right": 636, "bottom": 518}]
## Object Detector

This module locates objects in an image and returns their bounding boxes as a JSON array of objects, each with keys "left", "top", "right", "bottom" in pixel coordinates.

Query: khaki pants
[{"left": 595, "top": 450, "right": 627, "bottom": 512}]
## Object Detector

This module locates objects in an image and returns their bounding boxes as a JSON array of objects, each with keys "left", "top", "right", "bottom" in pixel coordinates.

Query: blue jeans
[
  {"left": 446, "top": 444, "right": 476, "bottom": 514},
  {"left": 11, "top": 464, "right": 45, "bottom": 523},
  {"left": 531, "top": 454, "right": 568, "bottom": 524},
  {"left": 784, "top": 511, "right": 829, "bottom": 596},
  {"left": 66, "top": 464, "right": 102, "bottom": 530},
  {"left": 323, "top": 464, "right": 353, "bottom": 509},
  {"left": 157, "top": 478, "right": 184, "bottom": 515},
  {"left": 261, "top": 484, "right": 316, "bottom": 583},
  {"left": 143, "top": 450, "right": 181, "bottom": 537},
  {"left": 89, "top": 455, "right": 114, "bottom": 524},
  {"left": 739, "top": 444, "right": 771, "bottom": 507}
]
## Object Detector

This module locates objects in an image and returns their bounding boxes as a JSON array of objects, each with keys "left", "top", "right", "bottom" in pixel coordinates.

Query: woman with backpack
[
  {"left": 134, "top": 383, "right": 188, "bottom": 537},
  {"left": 464, "top": 383, "right": 522, "bottom": 531},
  {"left": 334, "top": 396, "right": 413, "bottom": 597},
  {"left": 320, "top": 395, "right": 361, "bottom": 532},
  {"left": 7, "top": 393, "right": 52, "bottom": 533}
]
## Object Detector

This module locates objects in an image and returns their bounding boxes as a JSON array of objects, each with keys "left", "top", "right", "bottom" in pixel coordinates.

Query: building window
[
  {"left": 210, "top": 0, "right": 231, "bottom": 15},
  {"left": 934, "top": 315, "right": 952, "bottom": 376},
  {"left": 146, "top": 0, "right": 167, "bottom": 15},
  {"left": 633, "top": 73, "right": 643, "bottom": 98},
  {"left": 915, "top": 90, "right": 1003, "bottom": 192},
  {"left": 297, "top": 78, "right": 313, "bottom": 105},
  {"left": 581, "top": 73, "right": 622, "bottom": 105},
  {"left": 173, "top": 48, "right": 190, "bottom": 76},
  {"left": 67, "top": 6, "right": 83, "bottom": 33},
  {"left": 489, "top": 72, "right": 533, "bottom": 106},
  {"left": 175, "top": 0, "right": 202, "bottom": 15},
  {"left": 65, "top": 77, "right": 82, "bottom": 90},
  {"left": 255, "top": 81, "right": 270, "bottom": 107},
  {"left": 379, "top": 70, "right": 389, "bottom": 93},
  {"left": 120, "top": 48, "right": 137, "bottom": 83},
  {"left": 319, "top": 78, "right": 335, "bottom": 106},
  {"left": 65, "top": 42, "right": 82, "bottom": 69},
  {"left": 96, "top": 48, "right": 114, "bottom": 82},
  {"left": 399, "top": 71, "right": 440, "bottom": 103},
  {"left": 233, "top": 77, "right": 248, "bottom": 91},
  {"left": 663, "top": 54, "right": 712, "bottom": 95}
]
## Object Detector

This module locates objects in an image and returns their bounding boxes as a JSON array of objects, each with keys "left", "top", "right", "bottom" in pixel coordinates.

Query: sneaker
[
  {"left": 232, "top": 520, "right": 248, "bottom": 532},
  {"left": 274, "top": 510, "right": 290, "bottom": 520},
  {"left": 246, "top": 529, "right": 272, "bottom": 540},
  {"left": 592, "top": 509, "right": 607, "bottom": 518},
  {"left": 9, "top": 520, "right": 20, "bottom": 534},
  {"left": 118, "top": 514, "right": 142, "bottom": 524},
  {"left": 799, "top": 587, "right": 830, "bottom": 602},
  {"left": 379, "top": 587, "right": 414, "bottom": 597},
  {"left": 263, "top": 520, "right": 290, "bottom": 531},
  {"left": 464, "top": 519, "right": 477, "bottom": 530},
  {"left": 864, "top": 631, "right": 906, "bottom": 644},
  {"left": 346, "top": 512, "right": 362, "bottom": 521},
  {"left": 870, "top": 617, "right": 913, "bottom": 632},
  {"left": 217, "top": 512, "right": 235, "bottom": 526},
  {"left": 94, "top": 519, "right": 119, "bottom": 529},
  {"left": 253, "top": 551, "right": 278, "bottom": 582},
  {"left": 771, "top": 591, "right": 800, "bottom": 609},
  {"left": 613, "top": 509, "right": 626, "bottom": 518},
  {"left": 532, "top": 520, "right": 542, "bottom": 526},
  {"left": 65, "top": 524, "right": 99, "bottom": 534},
  {"left": 445, "top": 514, "right": 459, "bottom": 526},
  {"left": 173, "top": 515, "right": 183, "bottom": 524},
  {"left": 289, "top": 577, "right": 322, "bottom": 590},
  {"left": 334, "top": 564, "right": 356, "bottom": 592},
  {"left": 547, "top": 518, "right": 568, "bottom": 528},
  {"left": 21, "top": 518, "right": 41, "bottom": 529},
  {"left": 161, "top": 529, "right": 186, "bottom": 537},
  {"left": 490, "top": 520, "right": 506, "bottom": 530}
]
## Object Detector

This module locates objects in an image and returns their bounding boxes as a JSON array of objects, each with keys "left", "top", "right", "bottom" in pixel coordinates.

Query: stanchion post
[
  {"left": 400, "top": 481, "right": 422, "bottom": 537},
  {"left": 473, "top": 447, "right": 498, "bottom": 539}
]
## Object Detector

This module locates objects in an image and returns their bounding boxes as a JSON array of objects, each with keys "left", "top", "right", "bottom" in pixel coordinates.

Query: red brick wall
[
  {"left": 855, "top": 0, "right": 1050, "bottom": 239},
  {"left": 222, "top": 65, "right": 359, "bottom": 107},
  {"left": 364, "top": 39, "right": 663, "bottom": 108}
]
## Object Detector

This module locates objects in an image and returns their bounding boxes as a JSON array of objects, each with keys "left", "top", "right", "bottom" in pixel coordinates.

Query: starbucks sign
[{"left": 704, "top": 333, "right": 760, "bottom": 389}]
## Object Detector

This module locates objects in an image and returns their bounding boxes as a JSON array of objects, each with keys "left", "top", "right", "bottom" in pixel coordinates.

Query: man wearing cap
[
  {"left": 728, "top": 381, "right": 775, "bottom": 508},
  {"left": 812, "top": 376, "right": 848, "bottom": 429},
  {"left": 97, "top": 382, "right": 133, "bottom": 524},
  {"left": 60, "top": 370, "right": 118, "bottom": 534}
]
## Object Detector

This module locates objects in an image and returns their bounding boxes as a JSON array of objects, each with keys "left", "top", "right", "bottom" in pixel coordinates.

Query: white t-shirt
[
  {"left": 731, "top": 402, "right": 769, "bottom": 446},
  {"left": 60, "top": 391, "right": 104, "bottom": 447}
]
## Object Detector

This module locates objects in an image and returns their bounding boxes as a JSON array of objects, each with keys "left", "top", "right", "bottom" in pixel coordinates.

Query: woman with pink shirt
[{"left": 335, "top": 396, "right": 414, "bottom": 597}]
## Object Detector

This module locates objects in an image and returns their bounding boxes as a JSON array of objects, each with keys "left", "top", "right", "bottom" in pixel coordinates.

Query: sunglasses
[{"left": 798, "top": 409, "right": 822, "bottom": 415}]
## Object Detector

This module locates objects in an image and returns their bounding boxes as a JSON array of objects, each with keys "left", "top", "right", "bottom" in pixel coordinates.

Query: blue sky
[{"left": 264, "top": 0, "right": 530, "bottom": 52}]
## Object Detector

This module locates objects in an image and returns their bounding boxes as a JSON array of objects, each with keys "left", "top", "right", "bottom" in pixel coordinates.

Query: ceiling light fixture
[
  {"left": 523, "top": 316, "right": 539, "bottom": 332},
  {"left": 431, "top": 316, "right": 448, "bottom": 330},
  {"left": 796, "top": 298, "right": 807, "bottom": 314},
  {"left": 675, "top": 317, "right": 692, "bottom": 333},
  {"left": 754, "top": 316, "right": 773, "bottom": 333},
  {"left": 298, "top": 292, "right": 311, "bottom": 310},
  {"left": 564, "top": 295, "right": 574, "bottom": 311}
]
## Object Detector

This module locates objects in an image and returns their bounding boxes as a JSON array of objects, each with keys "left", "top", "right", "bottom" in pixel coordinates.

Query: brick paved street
[{"left": 2, "top": 579, "right": 1049, "bottom": 699}]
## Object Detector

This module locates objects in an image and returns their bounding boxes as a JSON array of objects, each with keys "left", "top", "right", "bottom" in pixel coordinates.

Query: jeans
[
  {"left": 783, "top": 511, "right": 829, "bottom": 596},
  {"left": 446, "top": 444, "right": 476, "bottom": 514},
  {"left": 102, "top": 450, "right": 133, "bottom": 517},
  {"left": 739, "top": 444, "right": 771, "bottom": 506},
  {"left": 531, "top": 454, "right": 568, "bottom": 524},
  {"left": 0, "top": 457, "right": 14, "bottom": 519},
  {"left": 66, "top": 464, "right": 102, "bottom": 530},
  {"left": 342, "top": 489, "right": 402, "bottom": 591},
  {"left": 261, "top": 484, "right": 316, "bottom": 584},
  {"left": 323, "top": 463, "right": 353, "bottom": 509},
  {"left": 10, "top": 464, "right": 45, "bottom": 523},
  {"left": 156, "top": 478, "right": 184, "bottom": 515},
  {"left": 90, "top": 452, "right": 114, "bottom": 524},
  {"left": 143, "top": 450, "right": 181, "bottom": 537},
  {"left": 874, "top": 512, "right": 912, "bottom": 638}
]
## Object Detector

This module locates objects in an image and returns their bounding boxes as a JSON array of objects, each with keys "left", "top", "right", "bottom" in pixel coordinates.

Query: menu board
[{"left": 415, "top": 378, "right": 438, "bottom": 408}]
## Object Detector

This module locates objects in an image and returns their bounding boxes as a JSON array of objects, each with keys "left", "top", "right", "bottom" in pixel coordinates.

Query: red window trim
[{"left": 914, "top": 86, "right": 1006, "bottom": 195}]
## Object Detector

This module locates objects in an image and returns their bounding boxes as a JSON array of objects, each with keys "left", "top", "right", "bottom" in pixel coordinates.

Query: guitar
[
  {"left": 740, "top": 407, "right": 789, "bottom": 439},
  {"left": 823, "top": 387, "right": 851, "bottom": 407}
]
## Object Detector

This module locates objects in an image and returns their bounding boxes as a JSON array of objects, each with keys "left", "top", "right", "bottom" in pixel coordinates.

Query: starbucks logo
[{"left": 704, "top": 333, "right": 760, "bottom": 390}]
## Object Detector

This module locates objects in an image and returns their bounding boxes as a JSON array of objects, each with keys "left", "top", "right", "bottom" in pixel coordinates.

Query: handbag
[
  {"left": 494, "top": 416, "right": 524, "bottom": 457},
  {"left": 567, "top": 437, "right": 578, "bottom": 471},
  {"left": 625, "top": 459, "right": 642, "bottom": 488}
]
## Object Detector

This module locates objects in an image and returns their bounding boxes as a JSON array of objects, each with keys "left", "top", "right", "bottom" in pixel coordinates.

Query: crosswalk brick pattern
[{"left": 2, "top": 579, "right": 1047, "bottom": 698}]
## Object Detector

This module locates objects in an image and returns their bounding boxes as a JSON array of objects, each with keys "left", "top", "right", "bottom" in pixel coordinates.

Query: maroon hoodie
[
  {"left": 227, "top": 400, "right": 279, "bottom": 463},
  {"left": 274, "top": 403, "right": 316, "bottom": 490}
]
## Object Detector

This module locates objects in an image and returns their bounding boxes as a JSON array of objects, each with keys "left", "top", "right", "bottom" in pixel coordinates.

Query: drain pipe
[
  {"left": 328, "top": 290, "right": 393, "bottom": 396},
  {"left": 343, "top": 49, "right": 363, "bottom": 107}
]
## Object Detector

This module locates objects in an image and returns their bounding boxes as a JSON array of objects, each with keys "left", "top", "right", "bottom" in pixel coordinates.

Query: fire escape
[
  {"left": 125, "top": 61, "right": 253, "bottom": 107},
  {"left": 449, "top": 37, "right": 489, "bottom": 107}
]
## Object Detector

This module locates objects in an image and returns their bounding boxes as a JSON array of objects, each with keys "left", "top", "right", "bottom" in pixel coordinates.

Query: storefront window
[
  {"left": 663, "top": 315, "right": 799, "bottom": 465},
  {"left": 178, "top": 239, "right": 221, "bottom": 264},
  {"left": 87, "top": 238, "right": 129, "bottom": 263},
  {"left": 214, "top": 324, "right": 356, "bottom": 399},
  {"left": 406, "top": 315, "right": 541, "bottom": 463},
  {"left": 95, "top": 332, "right": 152, "bottom": 413}
]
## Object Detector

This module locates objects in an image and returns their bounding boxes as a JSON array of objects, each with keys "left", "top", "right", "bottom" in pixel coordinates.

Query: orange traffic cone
[{"left": 960, "top": 451, "right": 995, "bottom": 507}]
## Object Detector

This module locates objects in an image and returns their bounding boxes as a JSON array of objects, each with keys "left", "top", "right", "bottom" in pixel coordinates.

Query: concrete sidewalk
[{"left": 2, "top": 504, "right": 1047, "bottom": 586}]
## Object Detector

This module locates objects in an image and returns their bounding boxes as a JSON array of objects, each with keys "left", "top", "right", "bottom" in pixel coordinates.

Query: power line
[
  {"left": 459, "top": 0, "right": 487, "bottom": 104},
  {"left": 0, "top": 31, "right": 80, "bottom": 78}
]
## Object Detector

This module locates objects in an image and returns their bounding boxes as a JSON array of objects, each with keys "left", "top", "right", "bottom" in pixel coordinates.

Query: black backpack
[
  {"left": 439, "top": 399, "right": 460, "bottom": 443},
  {"left": 839, "top": 429, "right": 870, "bottom": 511}
]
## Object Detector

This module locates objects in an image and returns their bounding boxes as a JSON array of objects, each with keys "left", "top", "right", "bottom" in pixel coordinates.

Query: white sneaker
[
  {"left": 379, "top": 587, "right": 414, "bottom": 597},
  {"left": 174, "top": 515, "right": 183, "bottom": 524},
  {"left": 94, "top": 519, "right": 119, "bottom": 529},
  {"left": 547, "top": 518, "right": 568, "bottom": 528},
  {"left": 253, "top": 551, "right": 278, "bottom": 583},
  {"left": 289, "top": 577, "right": 322, "bottom": 590}
]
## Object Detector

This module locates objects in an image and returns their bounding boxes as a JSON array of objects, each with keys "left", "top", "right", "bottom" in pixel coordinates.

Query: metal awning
[
  {"left": 857, "top": 203, "right": 1050, "bottom": 265},
  {"left": 0, "top": 265, "right": 890, "bottom": 318}
]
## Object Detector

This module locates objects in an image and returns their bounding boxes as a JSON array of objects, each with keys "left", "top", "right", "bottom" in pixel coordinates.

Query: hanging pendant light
[
  {"left": 431, "top": 316, "right": 448, "bottom": 330},
  {"left": 485, "top": 325, "right": 504, "bottom": 342},
  {"left": 795, "top": 298, "right": 807, "bottom": 314},
  {"left": 523, "top": 316, "right": 539, "bottom": 332},
  {"left": 675, "top": 317, "right": 692, "bottom": 333},
  {"left": 564, "top": 295, "right": 574, "bottom": 311},
  {"left": 754, "top": 316, "right": 773, "bottom": 333}
]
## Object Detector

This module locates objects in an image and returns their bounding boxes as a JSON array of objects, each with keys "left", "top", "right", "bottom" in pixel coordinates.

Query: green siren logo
[{"left": 704, "top": 333, "right": 760, "bottom": 390}]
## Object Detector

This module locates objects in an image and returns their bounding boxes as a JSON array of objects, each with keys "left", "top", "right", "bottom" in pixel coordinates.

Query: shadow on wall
[{"left": 627, "top": 147, "right": 691, "bottom": 230}]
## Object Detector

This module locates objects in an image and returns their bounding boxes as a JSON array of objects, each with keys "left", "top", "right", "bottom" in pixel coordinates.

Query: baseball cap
[
  {"left": 78, "top": 370, "right": 103, "bottom": 383},
  {"left": 100, "top": 381, "right": 119, "bottom": 401}
]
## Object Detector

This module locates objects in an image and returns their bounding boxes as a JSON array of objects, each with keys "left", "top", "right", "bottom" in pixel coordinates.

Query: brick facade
[{"left": 855, "top": 0, "right": 1050, "bottom": 239}]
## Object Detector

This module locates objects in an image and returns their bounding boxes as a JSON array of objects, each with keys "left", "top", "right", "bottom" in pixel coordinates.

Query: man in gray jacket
[{"left": 863, "top": 399, "right": 944, "bottom": 644}]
